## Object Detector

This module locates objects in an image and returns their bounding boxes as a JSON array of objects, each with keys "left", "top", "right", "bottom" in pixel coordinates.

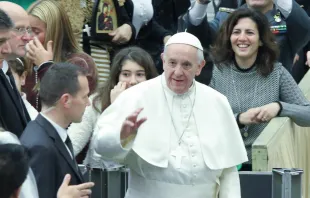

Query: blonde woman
[{"left": 25, "top": 0, "right": 98, "bottom": 111}]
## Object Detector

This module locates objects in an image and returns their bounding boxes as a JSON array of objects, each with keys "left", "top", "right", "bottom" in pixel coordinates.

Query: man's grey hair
[{"left": 163, "top": 46, "right": 205, "bottom": 64}]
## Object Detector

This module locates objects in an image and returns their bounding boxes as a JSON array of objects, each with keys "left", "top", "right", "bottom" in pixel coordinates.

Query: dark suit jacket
[
  {"left": 20, "top": 114, "right": 84, "bottom": 198},
  {"left": 0, "top": 69, "right": 30, "bottom": 137}
]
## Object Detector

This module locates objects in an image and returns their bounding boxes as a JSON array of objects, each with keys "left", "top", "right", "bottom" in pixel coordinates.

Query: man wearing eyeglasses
[{"left": 0, "top": 2, "right": 33, "bottom": 137}]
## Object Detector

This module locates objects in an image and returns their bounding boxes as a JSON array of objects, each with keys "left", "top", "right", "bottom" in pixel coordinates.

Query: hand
[
  {"left": 163, "top": 35, "right": 171, "bottom": 45},
  {"left": 197, "top": 0, "right": 211, "bottom": 4},
  {"left": 57, "top": 174, "right": 94, "bottom": 198},
  {"left": 238, "top": 108, "right": 261, "bottom": 125},
  {"left": 26, "top": 37, "right": 53, "bottom": 67},
  {"left": 109, "top": 24, "right": 132, "bottom": 45},
  {"left": 120, "top": 108, "right": 147, "bottom": 140},
  {"left": 255, "top": 102, "right": 280, "bottom": 122},
  {"left": 305, "top": 51, "right": 310, "bottom": 67},
  {"left": 110, "top": 82, "right": 128, "bottom": 103}
]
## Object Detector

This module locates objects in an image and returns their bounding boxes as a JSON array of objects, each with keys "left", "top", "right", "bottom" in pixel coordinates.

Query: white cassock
[{"left": 93, "top": 74, "right": 248, "bottom": 198}]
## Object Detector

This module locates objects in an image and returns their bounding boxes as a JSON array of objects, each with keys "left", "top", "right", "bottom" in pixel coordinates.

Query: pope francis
[{"left": 93, "top": 32, "right": 248, "bottom": 198}]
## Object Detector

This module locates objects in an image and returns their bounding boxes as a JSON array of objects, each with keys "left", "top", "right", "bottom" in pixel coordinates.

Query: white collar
[
  {"left": 40, "top": 113, "right": 67, "bottom": 143},
  {"left": 2, "top": 60, "right": 8, "bottom": 74}
]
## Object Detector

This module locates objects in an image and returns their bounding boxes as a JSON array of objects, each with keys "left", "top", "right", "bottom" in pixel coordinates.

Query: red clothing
[{"left": 23, "top": 52, "right": 98, "bottom": 111}]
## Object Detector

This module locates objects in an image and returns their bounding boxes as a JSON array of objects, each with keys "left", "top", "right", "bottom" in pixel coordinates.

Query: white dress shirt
[
  {"left": 1, "top": 60, "right": 12, "bottom": 87},
  {"left": 40, "top": 113, "right": 73, "bottom": 159},
  {"left": 21, "top": 93, "right": 38, "bottom": 120}
]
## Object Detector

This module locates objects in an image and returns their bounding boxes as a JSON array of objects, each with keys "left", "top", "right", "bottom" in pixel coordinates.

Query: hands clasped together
[{"left": 238, "top": 102, "right": 281, "bottom": 125}]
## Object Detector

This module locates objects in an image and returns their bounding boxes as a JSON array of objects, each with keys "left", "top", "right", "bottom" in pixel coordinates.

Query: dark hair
[
  {"left": 93, "top": 46, "right": 158, "bottom": 113},
  {"left": 210, "top": 8, "right": 279, "bottom": 76},
  {"left": 39, "top": 63, "right": 88, "bottom": 107},
  {"left": 8, "top": 58, "right": 26, "bottom": 77},
  {"left": 0, "top": 144, "right": 29, "bottom": 198},
  {"left": 0, "top": 9, "right": 13, "bottom": 30}
]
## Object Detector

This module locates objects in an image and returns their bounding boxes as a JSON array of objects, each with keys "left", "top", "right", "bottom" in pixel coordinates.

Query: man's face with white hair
[{"left": 162, "top": 43, "right": 205, "bottom": 94}]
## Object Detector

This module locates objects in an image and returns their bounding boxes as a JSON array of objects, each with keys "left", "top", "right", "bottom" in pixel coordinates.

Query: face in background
[
  {"left": 6, "top": 10, "right": 32, "bottom": 60},
  {"left": 246, "top": 0, "right": 273, "bottom": 12},
  {"left": 162, "top": 44, "right": 204, "bottom": 94},
  {"left": 118, "top": 60, "right": 147, "bottom": 87},
  {"left": 28, "top": 15, "right": 46, "bottom": 44},
  {"left": 66, "top": 75, "right": 90, "bottom": 123},
  {"left": 230, "top": 17, "right": 261, "bottom": 65},
  {"left": 0, "top": 30, "right": 12, "bottom": 64},
  {"left": 11, "top": 69, "right": 27, "bottom": 93}
]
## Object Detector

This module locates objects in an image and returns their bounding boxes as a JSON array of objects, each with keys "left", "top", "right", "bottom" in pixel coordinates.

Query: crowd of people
[{"left": 1, "top": 0, "right": 310, "bottom": 198}]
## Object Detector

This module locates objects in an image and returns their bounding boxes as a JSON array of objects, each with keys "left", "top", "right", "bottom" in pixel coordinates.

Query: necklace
[
  {"left": 161, "top": 77, "right": 196, "bottom": 169},
  {"left": 161, "top": 77, "right": 196, "bottom": 145},
  {"left": 230, "top": 65, "right": 259, "bottom": 138}
]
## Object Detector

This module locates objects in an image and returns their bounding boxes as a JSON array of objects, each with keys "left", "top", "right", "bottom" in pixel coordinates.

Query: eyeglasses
[{"left": 12, "top": 27, "right": 33, "bottom": 36}]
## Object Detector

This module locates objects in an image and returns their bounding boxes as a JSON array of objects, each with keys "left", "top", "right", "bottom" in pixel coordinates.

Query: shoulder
[
  {"left": 123, "top": 76, "right": 160, "bottom": 96},
  {"left": 196, "top": 80, "right": 228, "bottom": 101},
  {"left": 272, "top": 62, "right": 289, "bottom": 76},
  {"left": 21, "top": 121, "right": 49, "bottom": 145}
]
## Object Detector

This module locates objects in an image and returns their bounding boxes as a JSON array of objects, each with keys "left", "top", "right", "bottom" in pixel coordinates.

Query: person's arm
[
  {"left": 188, "top": 0, "right": 210, "bottom": 26},
  {"left": 283, "top": 0, "right": 310, "bottom": 54},
  {"left": 93, "top": 91, "right": 144, "bottom": 163},
  {"left": 119, "top": 1, "right": 136, "bottom": 43},
  {"left": 28, "top": 145, "right": 57, "bottom": 198},
  {"left": 219, "top": 167, "right": 241, "bottom": 198},
  {"left": 148, "top": 19, "right": 172, "bottom": 44},
  {"left": 178, "top": 1, "right": 219, "bottom": 50},
  {"left": 68, "top": 104, "right": 98, "bottom": 156},
  {"left": 278, "top": 66, "right": 310, "bottom": 126}
]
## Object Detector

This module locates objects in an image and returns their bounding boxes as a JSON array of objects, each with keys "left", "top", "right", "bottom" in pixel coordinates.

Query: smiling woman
[{"left": 209, "top": 8, "right": 310, "bottom": 170}]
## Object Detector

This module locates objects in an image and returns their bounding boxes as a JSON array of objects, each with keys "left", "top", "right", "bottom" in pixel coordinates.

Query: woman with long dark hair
[
  {"left": 68, "top": 46, "right": 158, "bottom": 166},
  {"left": 210, "top": 8, "right": 310, "bottom": 171}
]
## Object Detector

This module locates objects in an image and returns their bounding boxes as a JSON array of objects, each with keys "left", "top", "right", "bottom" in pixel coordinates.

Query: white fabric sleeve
[
  {"left": 21, "top": 94, "right": 38, "bottom": 121},
  {"left": 68, "top": 104, "right": 98, "bottom": 156},
  {"left": 189, "top": 1, "right": 209, "bottom": 26},
  {"left": 219, "top": 167, "right": 241, "bottom": 198}
]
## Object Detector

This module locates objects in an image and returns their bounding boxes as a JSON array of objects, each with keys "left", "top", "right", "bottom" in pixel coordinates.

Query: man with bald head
[
  {"left": 0, "top": 2, "right": 32, "bottom": 137},
  {"left": 0, "top": 1, "right": 32, "bottom": 60}
]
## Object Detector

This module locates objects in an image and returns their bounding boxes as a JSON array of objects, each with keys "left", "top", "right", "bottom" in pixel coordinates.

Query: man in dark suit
[
  {"left": 21, "top": 63, "right": 92, "bottom": 198},
  {"left": 0, "top": 6, "right": 31, "bottom": 137},
  {"left": 0, "top": 2, "right": 56, "bottom": 137}
]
